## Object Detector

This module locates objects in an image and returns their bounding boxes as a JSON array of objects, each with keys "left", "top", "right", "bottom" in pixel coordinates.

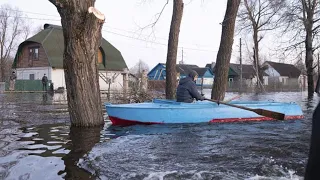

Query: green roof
[{"left": 13, "top": 24, "right": 127, "bottom": 71}]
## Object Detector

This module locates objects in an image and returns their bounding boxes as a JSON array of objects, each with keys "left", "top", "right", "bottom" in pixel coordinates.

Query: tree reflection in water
[
  {"left": 17, "top": 124, "right": 102, "bottom": 180},
  {"left": 60, "top": 126, "right": 102, "bottom": 180}
]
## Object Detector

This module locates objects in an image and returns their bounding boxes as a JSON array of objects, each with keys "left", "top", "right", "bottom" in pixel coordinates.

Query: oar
[
  {"left": 204, "top": 98, "right": 285, "bottom": 120},
  {"left": 224, "top": 94, "right": 242, "bottom": 103}
]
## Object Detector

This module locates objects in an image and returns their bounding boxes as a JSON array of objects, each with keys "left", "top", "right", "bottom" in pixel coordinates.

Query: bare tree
[
  {"left": 49, "top": 0, "right": 105, "bottom": 127},
  {"left": 283, "top": 0, "right": 320, "bottom": 96},
  {"left": 211, "top": 0, "right": 241, "bottom": 101},
  {"left": 0, "top": 4, "right": 31, "bottom": 82},
  {"left": 130, "top": 59, "right": 150, "bottom": 78},
  {"left": 166, "top": 0, "right": 184, "bottom": 99},
  {"left": 136, "top": 0, "right": 183, "bottom": 99},
  {"left": 237, "top": 0, "right": 285, "bottom": 90}
]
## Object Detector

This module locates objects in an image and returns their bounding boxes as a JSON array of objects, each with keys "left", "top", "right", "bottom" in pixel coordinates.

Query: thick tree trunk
[
  {"left": 211, "top": 0, "right": 240, "bottom": 101},
  {"left": 165, "top": 0, "right": 184, "bottom": 99},
  {"left": 50, "top": 0, "right": 104, "bottom": 127},
  {"left": 305, "top": 24, "right": 314, "bottom": 97}
]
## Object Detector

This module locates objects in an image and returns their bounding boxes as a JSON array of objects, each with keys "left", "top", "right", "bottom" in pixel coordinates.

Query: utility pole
[
  {"left": 182, "top": 48, "right": 184, "bottom": 64},
  {"left": 240, "top": 38, "right": 242, "bottom": 92},
  {"left": 178, "top": 47, "right": 185, "bottom": 64}
]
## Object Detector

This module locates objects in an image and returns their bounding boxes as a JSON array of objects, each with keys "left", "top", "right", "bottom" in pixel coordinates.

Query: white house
[
  {"left": 12, "top": 24, "right": 128, "bottom": 91},
  {"left": 262, "top": 61, "right": 302, "bottom": 86}
]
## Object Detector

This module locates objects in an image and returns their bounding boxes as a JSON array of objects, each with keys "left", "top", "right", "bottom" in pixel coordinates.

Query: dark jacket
[
  {"left": 176, "top": 76, "right": 204, "bottom": 103},
  {"left": 305, "top": 102, "right": 320, "bottom": 179},
  {"left": 42, "top": 76, "right": 48, "bottom": 84}
]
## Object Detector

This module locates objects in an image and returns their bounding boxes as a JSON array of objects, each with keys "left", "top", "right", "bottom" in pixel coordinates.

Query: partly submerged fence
[
  {"left": 5, "top": 80, "right": 52, "bottom": 91},
  {"left": 147, "top": 78, "right": 306, "bottom": 93}
]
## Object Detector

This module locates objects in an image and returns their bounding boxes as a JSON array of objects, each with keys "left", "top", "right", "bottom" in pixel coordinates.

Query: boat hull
[{"left": 105, "top": 99, "right": 304, "bottom": 126}]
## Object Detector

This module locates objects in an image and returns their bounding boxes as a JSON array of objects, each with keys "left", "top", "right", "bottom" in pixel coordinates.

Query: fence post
[
  {"left": 140, "top": 70, "right": 148, "bottom": 93},
  {"left": 123, "top": 68, "right": 129, "bottom": 96}
]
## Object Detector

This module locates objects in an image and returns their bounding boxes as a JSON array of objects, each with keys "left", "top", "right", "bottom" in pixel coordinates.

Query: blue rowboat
[{"left": 104, "top": 99, "right": 303, "bottom": 126}]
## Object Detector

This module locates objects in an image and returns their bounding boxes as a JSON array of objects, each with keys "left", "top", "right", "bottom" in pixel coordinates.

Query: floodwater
[{"left": 0, "top": 90, "right": 319, "bottom": 180}]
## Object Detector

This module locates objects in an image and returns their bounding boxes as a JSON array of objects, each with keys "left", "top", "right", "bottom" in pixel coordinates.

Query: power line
[
  {"left": 0, "top": 13, "right": 218, "bottom": 53},
  {"left": 102, "top": 29, "right": 217, "bottom": 52},
  {"left": 0, "top": 8, "right": 58, "bottom": 17},
  {"left": 1, "top": 8, "right": 218, "bottom": 48},
  {"left": 0, "top": 15, "right": 60, "bottom": 21}
]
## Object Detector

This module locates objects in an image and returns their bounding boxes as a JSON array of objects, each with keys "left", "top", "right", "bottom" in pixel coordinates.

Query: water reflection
[
  {"left": 60, "top": 126, "right": 102, "bottom": 180},
  {"left": 3, "top": 124, "right": 103, "bottom": 179}
]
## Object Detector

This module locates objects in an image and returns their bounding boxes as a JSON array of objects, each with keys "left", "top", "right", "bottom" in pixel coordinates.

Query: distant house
[
  {"left": 229, "top": 63, "right": 269, "bottom": 85},
  {"left": 210, "top": 62, "right": 268, "bottom": 86},
  {"left": 205, "top": 62, "right": 216, "bottom": 72},
  {"left": 262, "top": 61, "right": 302, "bottom": 85},
  {"left": 12, "top": 23, "right": 128, "bottom": 91},
  {"left": 147, "top": 63, "right": 214, "bottom": 86},
  {"left": 191, "top": 67, "right": 214, "bottom": 87}
]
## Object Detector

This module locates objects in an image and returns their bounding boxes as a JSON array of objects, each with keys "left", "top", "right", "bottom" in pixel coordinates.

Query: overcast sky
[{"left": 1, "top": 0, "right": 255, "bottom": 70}]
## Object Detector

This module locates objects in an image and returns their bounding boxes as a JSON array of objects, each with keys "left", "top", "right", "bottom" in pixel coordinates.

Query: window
[
  {"left": 29, "top": 47, "right": 39, "bottom": 60},
  {"left": 29, "top": 74, "right": 35, "bottom": 80}
]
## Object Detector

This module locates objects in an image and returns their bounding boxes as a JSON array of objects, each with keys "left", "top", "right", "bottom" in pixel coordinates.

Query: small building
[
  {"left": 12, "top": 24, "right": 127, "bottom": 91},
  {"left": 229, "top": 63, "right": 269, "bottom": 86},
  {"left": 210, "top": 62, "right": 268, "bottom": 86},
  {"left": 147, "top": 63, "right": 214, "bottom": 86},
  {"left": 262, "top": 61, "right": 301, "bottom": 85},
  {"left": 190, "top": 67, "right": 214, "bottom": 87}
]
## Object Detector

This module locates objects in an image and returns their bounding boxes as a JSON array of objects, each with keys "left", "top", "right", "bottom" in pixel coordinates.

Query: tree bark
[
  {"left": 165, "top": 0, "right": 184, "bottom": 99},
  {"left": 305, "top": 23, "right": 314, "bottom": 97},
  {"left": 49, "top": 0, "right": 104, "bottom": 127},
  {"left": 211, "top": 0, "right": 240, "bottom": 101}
]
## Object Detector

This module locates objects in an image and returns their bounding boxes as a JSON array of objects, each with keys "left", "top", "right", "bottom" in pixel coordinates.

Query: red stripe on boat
[
  {"left": 108, "top": 116, "right": 163, "bottom": 126},
  {"left": 108, "top": 115, "right": 304, "bottom": 126},
  {"left": 209, "top": 115, "right": 304, "bottom": 123}
]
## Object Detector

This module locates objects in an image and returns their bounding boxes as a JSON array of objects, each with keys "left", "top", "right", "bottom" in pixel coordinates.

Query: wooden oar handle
[{"left": 205, "top": 98, "right": 252, "bottom": 111}]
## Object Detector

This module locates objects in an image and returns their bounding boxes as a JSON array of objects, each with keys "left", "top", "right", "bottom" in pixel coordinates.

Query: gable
[
  {"left": 203, "top": 69, "right": 214, "bottom": 77},
  {"left": 147, "top": 63, "right": 166, "bottom": 79},
  {"left": 148, "top": 63, "right": 165, "bottom": 76}
]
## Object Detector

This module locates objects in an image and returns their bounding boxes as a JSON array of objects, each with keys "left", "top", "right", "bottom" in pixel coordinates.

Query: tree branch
[{"left": 140, "top": 0, "right": 169, "bottom": 30}]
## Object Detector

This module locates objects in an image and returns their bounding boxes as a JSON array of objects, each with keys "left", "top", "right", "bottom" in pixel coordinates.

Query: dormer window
[{"left": 29, "top": 47, "right": 39, "bottom": 61}]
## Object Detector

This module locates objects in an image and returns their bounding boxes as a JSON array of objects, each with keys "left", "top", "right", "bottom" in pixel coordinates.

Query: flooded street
[{"left": 0, "top": 91, "right": 319, "bottom": 180}]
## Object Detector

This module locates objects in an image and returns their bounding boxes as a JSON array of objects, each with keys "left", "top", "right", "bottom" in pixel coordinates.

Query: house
[
  {"left": 191, "top": 67, "right": 214, "bottom": 87},
  {"left": 205, "top": 62, "right": 215, "bottom": 71},
  {"left": 12, "top": 23, "right": 128, "bottom": 91},
  {"left": 147, "top": 63, "right": 214, "bottom": 86},
  {"left": 229, "top": 63, "right": 269, "bottom": 85},
  {"left": 148, "top": 63, "right": 198, "bottom": 80},
  {"left": 262, "top": 61, "right": 302, "bottom": 85},
  {"left": 210, "top": 62, "right": 268, "bottom": 86}
]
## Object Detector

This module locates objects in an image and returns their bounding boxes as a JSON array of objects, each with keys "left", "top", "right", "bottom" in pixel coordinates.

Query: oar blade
[{"left": 254, "top": 109, "right": 285, "bottom": 120}]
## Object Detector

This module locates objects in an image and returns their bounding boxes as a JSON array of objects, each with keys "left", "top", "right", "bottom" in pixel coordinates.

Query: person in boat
[
  {"left": 176, "top": 70, "right": 205, "bottom": 103},
  {"left": 304, "top": 102, "right": 320, "bottom": 179}
]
